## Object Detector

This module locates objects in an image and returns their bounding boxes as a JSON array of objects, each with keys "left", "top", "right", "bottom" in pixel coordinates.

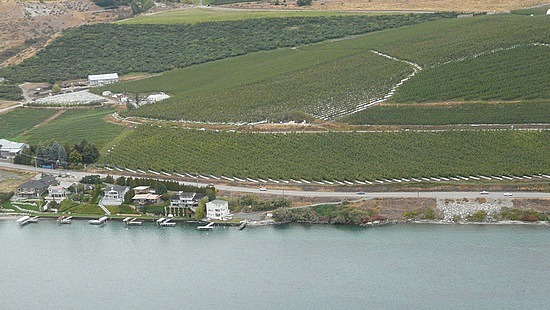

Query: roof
[
  {"left": 103, "top": 184, "right": 129, "bottom": 194},
  {"left": 88, "top": 73, "right": 119, "bottom": 81},
  {"left": 0, "top": 139, "right": 28, "bottom": 152},
  {"left": 208, "top": 199, "right": 227, "bottom": 205},
  {"left": 133, "top": 186, "right": 150, "bottom": 191},
  {"left": 132, "top": 193, "right": 161, "bottom": 200},
  {"left": 18, "top": 179, "right": 49, "bottom": 190}
]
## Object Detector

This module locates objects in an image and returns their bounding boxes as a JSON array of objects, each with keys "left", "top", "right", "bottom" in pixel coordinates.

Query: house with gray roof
[
  {"left": 16, "top": 175, "right": 58, "bottom": 198},
  {"left": 101, "top": 184, "right": 129, "bottom": 206}
]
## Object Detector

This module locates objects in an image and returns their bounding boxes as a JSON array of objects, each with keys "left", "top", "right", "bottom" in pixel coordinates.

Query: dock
[
  {"left": 156, "top": 217, "right": 176, "bottom": 227},
  {"left": 16, "top": 215, "right": 39, "bottom": 226},
  {"left": 57, "top": 216, "right": 73, "bottom": 224},
  {"left": 89, "top": 216, "right": 109, "bottom": 225},
  {"left": 123, "top": 217, "right": 143, "bottom": 226},
  {"left": 197, "top": 222, "right": 215, "bottom": 231}
]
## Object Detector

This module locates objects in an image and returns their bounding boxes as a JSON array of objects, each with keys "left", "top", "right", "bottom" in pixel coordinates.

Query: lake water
[{"left": 1, "top": 219, "right": 549, "bottom": 309}]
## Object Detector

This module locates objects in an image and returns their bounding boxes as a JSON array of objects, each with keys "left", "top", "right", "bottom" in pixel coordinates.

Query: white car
[
  {"left": 259, "top": 187, "right": 267, "bottom": 191},
  {"left": 503, "top": 192, "right": 513, "bottom": 197},
  {"left": 480, "top": 191, "right": 489, "bottom": 195}
]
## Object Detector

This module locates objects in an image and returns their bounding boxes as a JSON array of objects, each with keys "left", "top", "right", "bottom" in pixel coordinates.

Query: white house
[
  {"left": 46, "top": 185, "right": 68, "bottom": 202},
  {"left": 206, "top": 199, "right": 231, "bottom": 221},
  {"left": 168, "top": 192, "right": 206, "bottom": 217},
  {"left": 0, "top": 139, "right": 28, "bottom": 158},
  {"left": 88, "top": 73, "right": 119, "bottom": 86},
  {"left": 102, "top": 184, "right": 129, "bottom": 206}
]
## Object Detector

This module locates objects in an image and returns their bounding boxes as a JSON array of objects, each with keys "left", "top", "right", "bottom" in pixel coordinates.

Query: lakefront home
[
  {"left": 167, "top": 192, "right": 206, "bottom": 216},
  {"left": 16, "top": 175, "right": 57, "bottom": 198},
  {"left": 206, "top": 199, "right": 231, "bottom": 221},
  {"left": 102, "top": 184, "right": 129, "bottom": 206}
]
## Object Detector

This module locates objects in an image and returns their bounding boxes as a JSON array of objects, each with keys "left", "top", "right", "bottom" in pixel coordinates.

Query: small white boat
[
  {"left": 57, "top": 216, "right": 72, "bottom": 224},
  {"left": 197, "top": 222, "right": 215, "bottom": 231},
  {"left": 89, "top": 216, "right": 108, "bottom": 225}
]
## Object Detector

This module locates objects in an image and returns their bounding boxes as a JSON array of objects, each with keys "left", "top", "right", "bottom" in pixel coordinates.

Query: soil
[{"left": 223, "top": 0, "right": 547, "bottom": 12}]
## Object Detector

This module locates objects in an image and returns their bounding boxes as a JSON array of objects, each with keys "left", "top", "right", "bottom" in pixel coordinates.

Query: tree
[
  {"left": 81, "top": 143, "right": 100, "bottom": 164},
  {"left": 51, "top": 84, "right": 61, "bottom": 94},
  {"left": 194, "top": 197, "right": 208, "bottom": 220},
  {"left": 68, "top": 149, "right": 82, "bottom": 164}
]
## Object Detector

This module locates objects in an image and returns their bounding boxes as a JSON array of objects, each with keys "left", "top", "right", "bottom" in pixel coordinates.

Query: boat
[
  {"left": 57, "top": 216, "right": 72, "bottom": 224},
  {"left": 16, "top": 216, "right": 31, "bottom": 226},
  {"left": 238, "top": 220, "right": 247, "bottom": 230},
  {"left": 123, "top": 217, "right": 143, "bottom": 226},
  {"left": 89, "top": 216, "right": 108, "bottom": 225}
]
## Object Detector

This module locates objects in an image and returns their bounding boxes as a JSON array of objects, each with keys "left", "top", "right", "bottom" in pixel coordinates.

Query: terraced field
[{"left": 101, "top": 126, "right": 550, "bottom": 181}]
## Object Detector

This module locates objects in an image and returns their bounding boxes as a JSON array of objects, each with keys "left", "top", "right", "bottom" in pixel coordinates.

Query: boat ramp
[
  {"left": 16, "top": 216, "right": 39, "bottom": 226},
  {"left": 156, "top": 217, "right": 176, "bottom": 227},
  {"left": 88, "top": 216, "right": 109, "bottom": 225},
  {"left": 123, "top": 217, "right": 143, "bottom": 226}
]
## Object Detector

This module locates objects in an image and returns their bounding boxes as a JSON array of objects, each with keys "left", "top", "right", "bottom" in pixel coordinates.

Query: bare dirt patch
[
  {"left": 0, "top": 167, "right": 34, "bottom": 193},
  {"left": 225, "top": 0, "right": 547, "bottom": 12}
]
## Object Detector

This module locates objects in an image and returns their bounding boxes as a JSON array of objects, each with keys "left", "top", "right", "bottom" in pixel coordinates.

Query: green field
[
  {"left": 15, "top": 108, "right": 126, "bottom": 147},
  {"left": 341, "top": 102, "right": 550, "bottom": 125},
  {"left": 0, "top": 108, "right": 58, "bottom": 139},
  {"left": 1, "top": 14, "right": 450, "bottom": 83},
  {"left": 111, "top": 14, "right": 550, "bottom": 123},
  {"left": 102, "top": 126, "right": 550, "bottom": 181},
  {"left": 117, "top": 51, "right": 412, "bottom": 122},
  {"left": 120, "top": 7, "right": 373, "bottom": 24},
  {"left": 392, "top": 45, "right": 550, "bottom": 102}
]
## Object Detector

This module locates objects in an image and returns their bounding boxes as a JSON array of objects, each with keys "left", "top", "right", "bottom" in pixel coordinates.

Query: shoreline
[{"left": 1, "top": 214, "right": 548, "bottom": 227}]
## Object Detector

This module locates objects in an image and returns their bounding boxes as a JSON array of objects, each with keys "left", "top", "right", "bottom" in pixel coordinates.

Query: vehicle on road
[
  {"left": 259, "top": 187, "right": 267, "bottom": 191},
  {"left": 357, "top": 191, "right": 366, "bottom": 195},
  {"left": 503, "top": 192, "right": 513, "bottom": 196},
  {"left": 480, "top": 191, "right": 489, "bottom": 195}
]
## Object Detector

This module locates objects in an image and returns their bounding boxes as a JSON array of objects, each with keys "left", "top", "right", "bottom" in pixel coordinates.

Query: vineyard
[
  {"left": 15, "top": 108, "right": 126, "bottom": 148},
  {"left": 101, "top": 126, "right": 550, "bottom": 181},
  {"left": 107, "top": 14, "right": 550, "bottom": 123},
  {"left": 391, "top": 45, "right": 550, "bottom": 103},
  {"left": 120, "top": 52, "right": 412, "bottom": 122},
  {"left": 0, "top": 108, "right": 57, "bottom": 139},
  {"left": 0, "top": 13, "right": 452, "bottom": 83},
  {"left": 341, "top": 102, "right": 550, "bottom": 125}
]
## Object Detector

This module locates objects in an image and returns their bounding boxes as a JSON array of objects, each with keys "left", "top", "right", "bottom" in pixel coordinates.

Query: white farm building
[
  {"left": 88, "top": 73, "right": 119, "bottom": 86},
  {"left": 0, "top": 139, "right": 28, "bottom": 158}
]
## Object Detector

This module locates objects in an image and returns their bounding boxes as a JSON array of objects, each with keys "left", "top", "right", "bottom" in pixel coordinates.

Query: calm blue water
[{"left": 0, "top": 219, "right": 548, "bottom": 309}]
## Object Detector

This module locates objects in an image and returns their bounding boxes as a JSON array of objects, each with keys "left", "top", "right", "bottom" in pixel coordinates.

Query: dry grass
[
  {"left": 227, "top": 0, "right": 547, "bottom": 12},
  {"left": 0, "top": 168, "right": 34, "bottom": 193}
]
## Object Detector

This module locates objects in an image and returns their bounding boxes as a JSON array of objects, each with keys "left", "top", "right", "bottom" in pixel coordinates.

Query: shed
[{"left": 88, "top": 73, "right": 119, "bottom": 86}]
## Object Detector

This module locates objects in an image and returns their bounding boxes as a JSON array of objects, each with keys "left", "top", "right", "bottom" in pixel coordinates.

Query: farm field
[
  {"left": 0, "top": 108, "right": 57, "bottom": 139},
  {"left": 15, "top": 108, "right": 126, "bottom": 148},
  {"left": 341, "top": 102, "right": 550, "bottom": 125},
  {"left": 392, "top": 45, "right": 550, "bottom": 102},
  {"left": 119, "top": 51, "right": 413, "bottom": 122},
  {"left": 101, "top": 126, "right": 550, "bottom": 181},
  {"left": 0, "top": 13, "right": 451, "bottom": 83},
  {"left": 113, "top": 14, "right": 550, "bottom": 123},
  {"left": 120, "top": 7, "right": 373, "bottom": 25}
]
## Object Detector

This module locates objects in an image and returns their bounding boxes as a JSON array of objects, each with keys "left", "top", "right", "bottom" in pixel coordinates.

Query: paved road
[{"left": 1, "top": 161, "right": 549, "bottom": 199}]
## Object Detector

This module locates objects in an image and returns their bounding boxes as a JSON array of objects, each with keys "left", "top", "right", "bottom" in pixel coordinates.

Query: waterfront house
[
  {"left": 102, "top": 184, "right": 129, "bottom": 206},
  {"left": 16, "top": 175, "right": 57, "bottom": 198},
  {"left": 45, "top": 185, "right": 68, "bottom": 202},
  {"left": 167, "top": 192, "right": 206, "bottom": 216},
  {"left": 132, "top": 193, "right": 162, "bottom": 206},
  {"left": 206, "top": 199, "right": 231, "bottom": 221}
]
